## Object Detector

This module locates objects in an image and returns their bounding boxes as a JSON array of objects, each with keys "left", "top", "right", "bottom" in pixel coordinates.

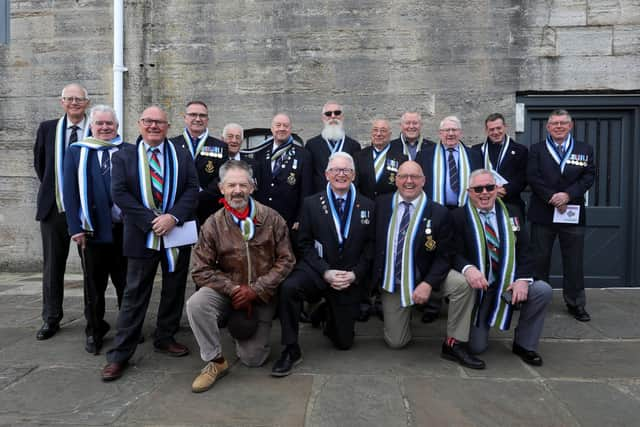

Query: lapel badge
[
  {"left": 424, "top": 219, "right": 436, "bottom": 251},
  {"left": 205, "top": 160, "right": 215, "bottom": 174},
  {"left": 388, "top": 172, "right": 396, "bottom": 184},
  {"left": 287, "top": 172, "right": 297, "bottom": 186},
  {"left": 292, "top": 158, "right": 298, "bottom": 170},
  {"left": 511, "top": 150, "right": 516, "bottom": 155},
  {"left": 511, "top": 217, "right": 520, "bottom": 232}
]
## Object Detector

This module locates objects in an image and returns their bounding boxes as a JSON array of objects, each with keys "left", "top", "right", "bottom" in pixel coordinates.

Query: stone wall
[{"left": 1, "top": 0, "right": 638, "bottom": 270}]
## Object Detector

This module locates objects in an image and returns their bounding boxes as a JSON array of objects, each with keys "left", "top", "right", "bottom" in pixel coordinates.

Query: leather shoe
[
  {"left": 271, "top": 346, "right": 303, "bottom": 377},
  {"left": 567, "top": 305, "right": 591, "bottom": 322},
  {"left": 102, "top": 362, "right": 127, "bottom": 381},
  {"left": 85, "top": 336, "right": 103, "bottom": 355},
  {"left": 357, "top": 303, "right": 371, "bottom": 322},
  {"left": 154, "top": 341, "right": 190, "bottom": 357},
  {"left": 36, "top": 322, "right": 59, "bottom": 340},
  {"left": 441, "top": 341, "right": 486, "bottom": 370},
  {"left": 512, "top": 343, "right": 543, "bottom": 366}
]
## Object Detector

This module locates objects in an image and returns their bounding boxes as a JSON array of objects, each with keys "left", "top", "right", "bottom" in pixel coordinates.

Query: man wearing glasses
[
  {"left": 101, "top": 106, "right": 199, "bottom": 381},
  {"left": 373, "top": 161, "right": 484, "bottom": 369},
  {"left": 305, "top": 101, "right": 361, "bottom": 193},
  {"left": 390, "top": 111, "right": 435, "bottom": 161},
  {"left": 452, "top": 169, "right": 552, "bottom": 366},
  {"left": 171, "top": 101, "right": 228, "bottom": 225},
  {"left": 527, "top": 110, "right": 595, "bottom": 322},
  {"left": 272, "top": 152, "right": 374, "bottom": 377},
  {"left": 34, "top": 83, "right": 91, "bottom": 340}
]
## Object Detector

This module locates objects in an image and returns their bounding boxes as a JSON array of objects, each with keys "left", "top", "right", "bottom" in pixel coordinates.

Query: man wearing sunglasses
[
  {"left": 452, "top": 169, "right": 552, "bottom": 366},
  {"left": 390, "top": 111, "right": 436, "bottom": 161},
  {"left": 170, "top": 101, "right": 228, "bottom": 226},
  {"left": 305, "top": 102, "right": 361, "bottom": 193}
]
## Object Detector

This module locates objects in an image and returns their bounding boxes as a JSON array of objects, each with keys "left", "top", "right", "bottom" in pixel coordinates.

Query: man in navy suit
[
  {"left": 305, "top": 101, "right": 361, "bottom": 193},
  {"left": 471, "top": 113, "right": 528, "bottom": 222},
  {"left": 33, "top": 83, "right": 91, "bottom": 340},
  {"left": 102, "top": 106, "right": 199, "bottom": 381},
  {"left": 527, "top": 109, "right": 596, "bottom": 322},
  {"left": 63, "top": 105, "right": 128, "bottom": 354},
  {"left": 272, "top": 152, "right": 375, "bottom": 377}
]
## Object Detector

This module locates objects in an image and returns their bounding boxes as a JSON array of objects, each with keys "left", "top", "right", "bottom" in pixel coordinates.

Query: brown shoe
[
  {"left": 102, "top": 362, "right": 127, "bottom": 381},
  {"left": 154, "top": 341, "right": 189, "bottom": 357},
  {"left": 192, "top": 360, "right": 229, "bottom": 393}
]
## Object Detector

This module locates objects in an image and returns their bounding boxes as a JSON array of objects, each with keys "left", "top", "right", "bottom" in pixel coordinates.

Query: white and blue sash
[
  {"left": 431, "top": 143, "right": 471, "bottom": 206},
  {"left": 373, "top": 144, "right": 391, "bottom": 183},
  {"left": 481, "top": 136, "right": 511, "bottom": 172},
  {"left": 228, "top": 197, "right": 257, "bottom": 241},
  {"left": 401, "top": 134, "right": 424, "bottom": 160},
  {"left": 182, "top": 128, "right": 209, "bottom": 159},
  {"left": 382, "top": 191, "right": 428, "bottom": 307},
  {"left": 326, "top": 183, "right": 356, "bottom": 247},
  {"left": 325, "top": 135, "right": 345, "bottom": 155},
  {"left": 545, "top": 133, "right": 574, "bottom": 173},
  {"left": 54, "top": 114, "right": 90, "bottom": 212}
]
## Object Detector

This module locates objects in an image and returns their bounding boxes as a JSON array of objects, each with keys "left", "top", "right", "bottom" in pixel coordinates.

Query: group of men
[{"left": 33, "top": 83, "right": 595, "bottom": 392}]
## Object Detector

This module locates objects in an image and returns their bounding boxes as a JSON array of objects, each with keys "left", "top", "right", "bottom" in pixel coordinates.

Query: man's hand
[
  {"left": 291, "top": 222, "right": 300, "bottom": 231},
  {"left": 71, "top": 232, "right": 87, "bottom": 250},
  {"left": 152, "top": 214, "right": 177, "bottom": 236},
  {"left": 231, "top": 284, "right": 257, "bottom": 309},
  {"left": 412, "top": 282, "right": 432, "bottom": 305},
  {"left": 496, "top": 185, "right": 507, "bottom": 198},
  {"left": 464, "top": 266, "right": 489, "bottom": 290},
  {"left": 323, "top": 269, "right": 355, "bottom": 291},
  {"left": 549, "top": 192, "right": 570, "bottom": 208},
  {"left": 508, "top": 280, "right": 529, "bottom": 304}
]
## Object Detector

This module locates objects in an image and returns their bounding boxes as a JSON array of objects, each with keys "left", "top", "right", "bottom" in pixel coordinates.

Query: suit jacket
[
  {"left": 253, "top": 142, "right": 313, "bottom": 226},
  {"left": 63, "top": 142, "right": 129, "bottom": 243},
  {"left": 527, "top": 138, "right": 595, "bottom": 225},
  {"left": 111, "top": 139, "right": 199, "bottom": 258},
  {"left": 389, "top": 136, "right": 436, "bottom": 160},
  {"left": 354, "top": 141, "right": 408, "bottom": 200},
  {"left": 295, "top": 190, "right": 375, "bottom": 304},
  {"left": 305, "top": 134, "right": 361, "bottom": 193},
  {"left": 415, "top": 142, "right": 483, "bottom": 205},
  {"left": 451, "top": 204, "right": 533, "bottom": 281},
  {"left": 373, "top": 193, "right": 454, "bottom": 292},
  {"left": 472, "top": 138, "right": 528, "bottom": 209}
]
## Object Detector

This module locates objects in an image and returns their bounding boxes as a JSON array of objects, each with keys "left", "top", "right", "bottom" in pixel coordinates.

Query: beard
[{"left": 321, "top": 122, "right": 346, "bottom": 142}]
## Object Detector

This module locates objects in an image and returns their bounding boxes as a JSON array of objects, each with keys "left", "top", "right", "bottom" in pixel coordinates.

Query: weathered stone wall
[{"left": 1, "top": 0, "right": 639, "bottom": 270}]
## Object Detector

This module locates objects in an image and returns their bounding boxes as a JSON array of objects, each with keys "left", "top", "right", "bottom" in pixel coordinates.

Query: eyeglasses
[
  {"left": 225, "top": 134, "right": 243, "bottom": 141},
  {"left": 186, "top": 112, "right": 208, "bottom": 119},
  {"left": 93, "top": 121, "right": 115, "bottom": 126},
  {"left": 62, "top": 97, "right": 88, "bottom": 104},
  {"left": 327, "top": 167, "right": 354, "bottom": 176},
  {"left": 140, "top": 118, "right": 169, "bottom": 127},
  {"left": 396, "top": 174, "right": 424, "bottom": 181},
  {"left": 548, "top": 120, "right": 571, "bottom": 126},
  {"left": 439, "top": 128, "right": 460, "bottom": 133},
  {"left": 324, "top": 110, "right": 342, "bottom": 117},
  {"left": 469, "top": 184, "right": 496, "bottom": 193}
]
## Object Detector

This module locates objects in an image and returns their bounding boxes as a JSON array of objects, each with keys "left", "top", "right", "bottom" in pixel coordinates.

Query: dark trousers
[
  {"left": 106, "top": 246, "right": 191, "bottom": 364},
  {"left": 78, "top": 224, "right": 127, "bottom": 337},
  {"left": 279, "top": 270, "right": 356, "bottom": 350},
  {"left": 39, "top": 211, "right": 71, "bottom": 324},
  {"left": 530, "top": 222, "right": 586, "bottom": 307}
]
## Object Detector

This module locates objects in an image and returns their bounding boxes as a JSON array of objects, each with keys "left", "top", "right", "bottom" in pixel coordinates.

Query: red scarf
[{"left": 219, "top": 197, "right": 250, "bottom": 220}]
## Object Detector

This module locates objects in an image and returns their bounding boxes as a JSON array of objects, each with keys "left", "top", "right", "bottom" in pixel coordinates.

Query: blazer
[
  {"left": 389, "top": 136, "right": 436, "bottom": 160},
  {"left": 111, "top": 139, "right": 199, "bottom": 258},
  {"left": 527, "top": 139, "right": 596, "bottom": 225},
  {"left": 354, "top": 141, "right": 408, "bottom": 200},
  {"left": 305, "top": 134, "right": 362, "bottom": 193},
  {"left": 295, "top": 190, "right": 375, "bottom": 304},
  {"left": 63, "top": 142, "right": 129, "bottom": 243},
  {"left": 373, "top": 193, "right": 454, "bottom": 292}
]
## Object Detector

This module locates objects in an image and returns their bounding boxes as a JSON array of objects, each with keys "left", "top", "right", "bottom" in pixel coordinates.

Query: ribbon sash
[
  {"left": 545, "top": 134, "right": 574, "bottom": 173},
  {"left": 54, "top": 115, "right": 90, "bottom": 212},
  {"left": 183, "top": 128, "right": 209, "bottom": 159},
  {"left": 326, "top": 183, "right": 356, "bottom": 247},
  {"left": 481, "top": 135, "right": 511, "bottom": 172},
  {"left": 373, "top": 144, "right": 391, "bottom": 183},
  {"left": 431, "top": 143, "right": 470, "bottom": 206},
  {"left": 401, "top": 134, "right": 423, "bottom": 160},
  {"left": 324, "top": 135, "right": 345, "bottom": 155},
  {"left": 228, "top": 197, "right": 257, "bottom": 241}
]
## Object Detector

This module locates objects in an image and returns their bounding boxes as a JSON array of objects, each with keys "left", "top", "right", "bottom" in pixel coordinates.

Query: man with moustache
[
  {"left": 390, "top": 111, "right": 435, "bottom": 161},
  {"left": 374, "top": 161, "right": 484, "bottom": 369},
  {"left": 171, "top": 101, "right": 228, "bottom": 225},
  {"left": 527, "top": 109, "right": 595, "bottom": 322},
  {"left": 187, "top": 160, "right": 295, "bottom": 393},
  {"left": 471, "top": 113, "right": 528, "bottom": 221},
  {"left": 305, "top": 102, "right": 361, "bottom": 193},
  {"left": 253, "top": 113, "right": 313, "bottom": 230},
  {"left": 34, "top": 83, "right": 91, "bottom": 340},
  {"left": 272, "top": 152, "right": 374, "bottom": 377},
  {"left": 63, "top": 105, "right": 128, "bottom": 354},
  {"left": 101, "top": 106, "right": 199, "bottom": 381}
]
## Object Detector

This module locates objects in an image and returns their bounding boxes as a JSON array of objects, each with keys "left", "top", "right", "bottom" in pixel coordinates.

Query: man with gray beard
[{"left": 305, "top": 101, "right": 361, "bottom": 193}]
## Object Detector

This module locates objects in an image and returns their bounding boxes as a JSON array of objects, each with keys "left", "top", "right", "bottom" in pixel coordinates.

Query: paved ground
[{"left": 0, "top": 272, "right": 639, "bottom": 426}]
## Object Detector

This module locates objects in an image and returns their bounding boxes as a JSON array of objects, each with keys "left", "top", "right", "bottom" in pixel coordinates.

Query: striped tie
[
  {"left": 447, "top": 148, "right": 459, "bottom": 195},
  {"left": 149, "top": 148, "right": 163, "bottom": 208},
  {"left": 394, "top": 201, "right": 412, "bottom": 284},
  {"left": 69, "top": 125, "right": 79, "bottom": 145},
  {"left": 481, "top": 211, "right": 500, "bottom": 284}
]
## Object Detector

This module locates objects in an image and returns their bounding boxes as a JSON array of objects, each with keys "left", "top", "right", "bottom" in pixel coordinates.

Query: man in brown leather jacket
[{"left": 186, "top": 160, "right": 295, "bottom": 393}]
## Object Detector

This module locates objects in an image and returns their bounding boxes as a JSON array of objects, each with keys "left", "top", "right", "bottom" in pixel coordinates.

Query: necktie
[
  {"left": 481, "top": 211, "right": 500, "bottom": 284},
  {"left": 447, "top": 148, "right": 459, "bottom": 195},
  {"left": 100, "top": 150, "right": 110, "bottom": 175},
  {"left": 394, "top": 201, "right": 412, "bottom": 284},
  {"left": 69, "top": 125, "right": 79, "bottom": 145},
  {"left": 558, "top": 144, "right": 565, "bottom": 157},
  {"left": 337, "top": 198, "right": 345, "bottom": 215},
  {"left": 272, "top": 153, "right": 283, "bottom": 176},
  {"left": 149, "top": 148, "right": 163, "bottom": 208}
]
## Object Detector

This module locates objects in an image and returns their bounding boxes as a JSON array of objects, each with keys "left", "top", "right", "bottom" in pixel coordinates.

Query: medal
[
  {"left": 205, "top": 160, "right": 215, "bottom": 174},
  {"left": 388, "top": 173, "right": 395, "bottom": 184},
  {"left": 287, "top": 172, "right": 297, "bottom": 186},
  {"left": 424, "top": 219, "right": 436, "bottom": 251}
]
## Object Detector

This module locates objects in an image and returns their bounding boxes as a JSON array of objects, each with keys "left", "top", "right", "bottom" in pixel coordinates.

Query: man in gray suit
[{"left": 451, "top": 169, "right": 552, "bottom": 366}]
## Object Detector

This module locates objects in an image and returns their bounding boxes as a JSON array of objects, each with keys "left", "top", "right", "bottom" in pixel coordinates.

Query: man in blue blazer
[
  {"left": 102, "top": 106, "right": 199, "bottom": 381},
  {"left": 63, "top": 105, "right": 128, "bottom": 354}
]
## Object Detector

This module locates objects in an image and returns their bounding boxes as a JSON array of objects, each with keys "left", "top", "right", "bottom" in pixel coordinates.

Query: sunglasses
[
  {"left": 469, "top": 184, "right": 496, "bottom": 193},
  {"left": 324, "top": 110, "right": 342, "bottom": 117}
]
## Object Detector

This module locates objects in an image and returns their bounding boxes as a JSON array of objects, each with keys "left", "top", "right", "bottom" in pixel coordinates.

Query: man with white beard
[{"left": 305, "top": 101, "right": 361, "bottom": 193}]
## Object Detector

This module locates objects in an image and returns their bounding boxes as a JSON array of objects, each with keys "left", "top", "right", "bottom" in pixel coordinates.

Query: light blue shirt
[{"left": 444, "top": 145, "right": 460, "bottom": 206}]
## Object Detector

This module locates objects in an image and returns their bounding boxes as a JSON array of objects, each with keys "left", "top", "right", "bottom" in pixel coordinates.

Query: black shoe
[
  {"left": 441, "top": 341, "right": 486, "bottom": 370},
  {"left": 567, "top": 305, "right": 591, "bottom": 322},
  {"left": 85, "top": 336, "right": 103, "bottom": 355},
  {"left": 271, "top": 346, "right": 303, "bottom": 377},
  {"left": 421, "top": 311, "right": 439, "bottom": 323},
  {"left": 356, "top": 303, "right": 371, "bottom": 322},
  {"left": 310, "top": 302, "right": 327, "bottom": 329},
  {"left": 373, "top": 299, "right": 384, "bottom": 321},
  {"left": 512, "top": 343, "right": 543, "bottom": 366},
  {"left": 36, "top": 322, "right": 60, "bottom": 340}
]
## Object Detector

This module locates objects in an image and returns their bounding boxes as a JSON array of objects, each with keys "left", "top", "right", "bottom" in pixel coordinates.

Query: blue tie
[{"left": 394, "top": 201, "right": 412, "bottom": 284}]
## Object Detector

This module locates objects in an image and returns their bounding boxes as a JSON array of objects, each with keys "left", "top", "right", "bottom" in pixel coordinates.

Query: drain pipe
[{"left": 113, "top": 0, "right": 127, "bottom": 128}]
